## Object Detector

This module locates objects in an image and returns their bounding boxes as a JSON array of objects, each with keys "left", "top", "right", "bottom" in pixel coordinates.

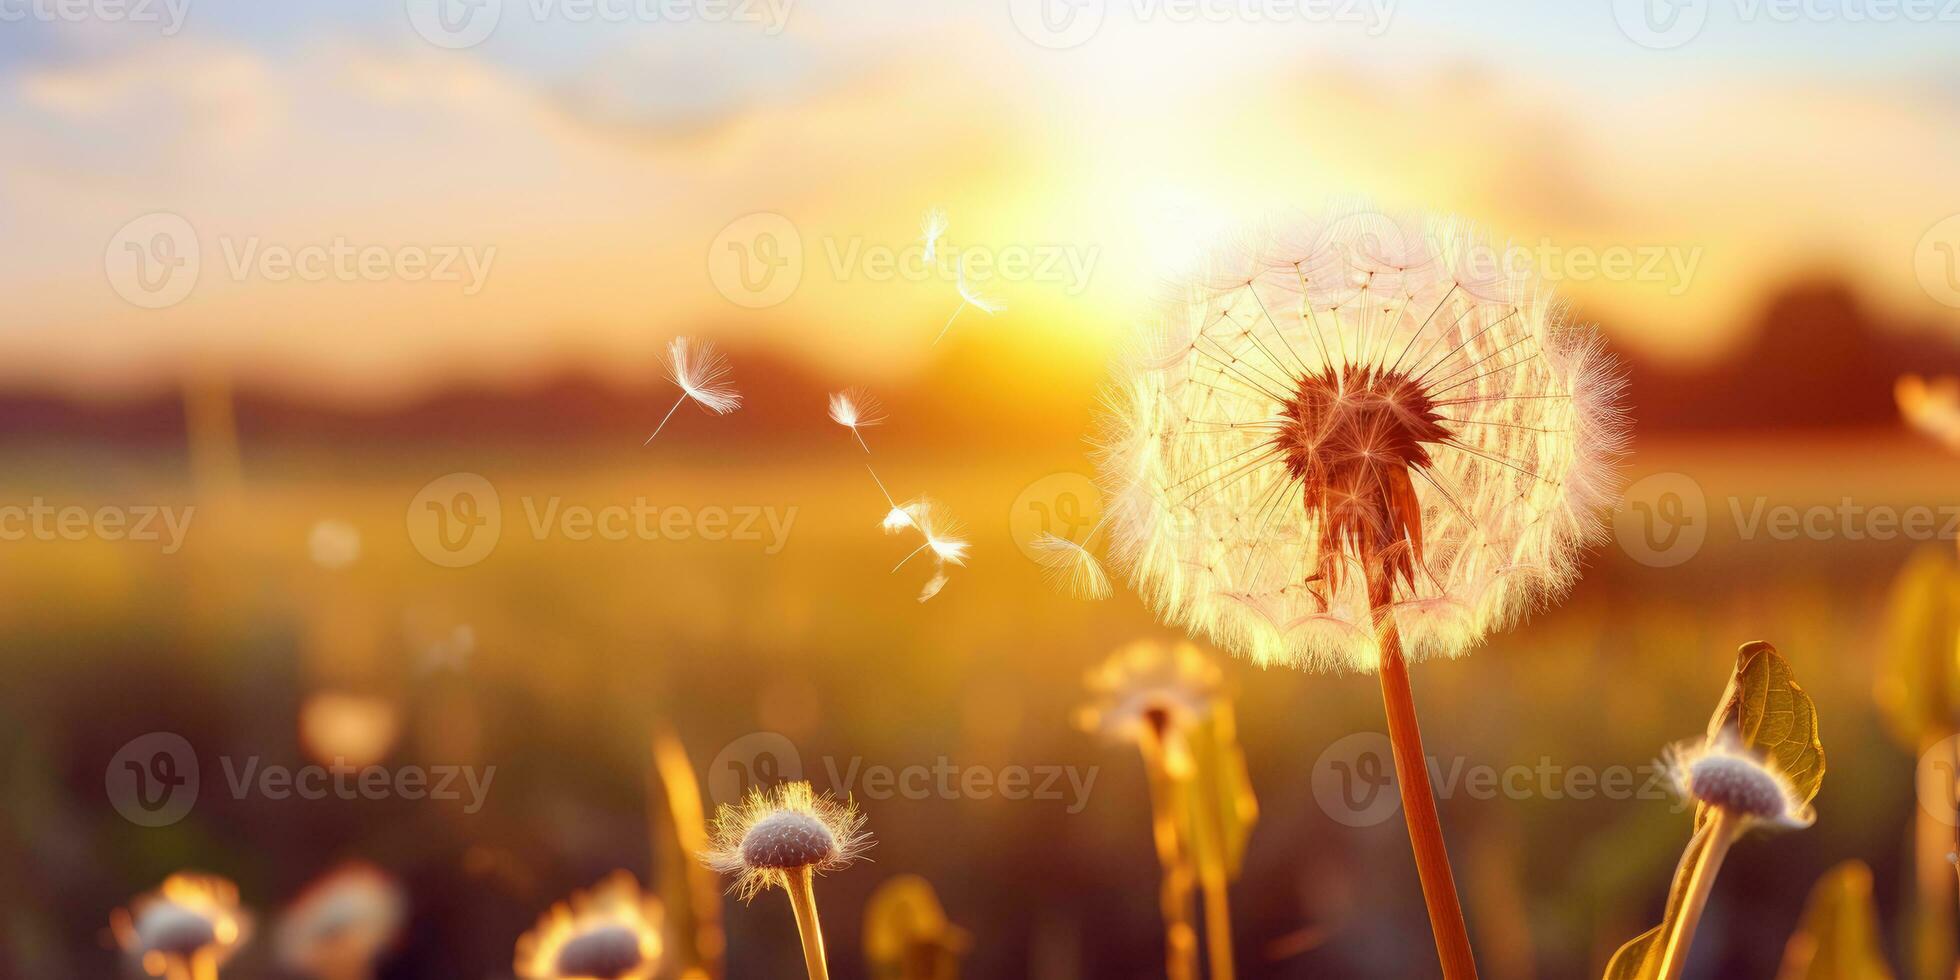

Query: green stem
[
  {"left": 1655, "top": 809, "right": 1741, "bottom": 980},
  {"left": 783, "top": 866, "right": 830, "bottom": 980}
]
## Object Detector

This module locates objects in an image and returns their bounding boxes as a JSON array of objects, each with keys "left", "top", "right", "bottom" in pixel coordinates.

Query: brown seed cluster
[
  {"left": 1279, "top": 365, "right": 1451, "bottom": 596},
  {"left": 740, "top": 811, "right": 838, "bottom": 870}
]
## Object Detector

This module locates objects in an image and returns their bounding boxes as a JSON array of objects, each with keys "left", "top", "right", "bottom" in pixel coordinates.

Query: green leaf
[
  {"left": 1876, "top": 546, "right": 1960, "bottom": 750},
  {"left": 1774, "top": 861, "right": 1895, "bottom": 980},
  {"left": 1702, "top": 641, "right": 1826, "bottom": 821}
]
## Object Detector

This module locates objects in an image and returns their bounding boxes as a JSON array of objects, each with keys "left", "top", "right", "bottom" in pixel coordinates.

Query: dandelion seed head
[
  {"left": 513, "top": 872, "right": 663, "bottom": 980},
  {"left": 1096, "top": 208, "right": 1626, "bottom": 672},
  {"left": 703, "top": 781, "right": 872, "bottom": 902}
]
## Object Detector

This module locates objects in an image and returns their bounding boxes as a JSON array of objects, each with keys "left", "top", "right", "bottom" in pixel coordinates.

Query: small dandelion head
[
  {"left": 1667, "top": 734, "right": 1814, "bottom": 830},
  {"left": 703, "top": 781, "right": 872, "bottom": 902},
  {"left": 112, "top": 873, "right": 251, "bottom": 975},
  {"left": 1077, "top": 640, "right": 1226, "bottom": 773},
  {"left": 513, "top": 872, "right": 663, "bottom": 980}
]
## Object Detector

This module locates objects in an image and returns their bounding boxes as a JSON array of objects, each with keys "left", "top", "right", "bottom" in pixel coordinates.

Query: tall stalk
[
  {"left": 782, "top": 867, "right": 831, "bottom": 980},
  {"left": 1654, "top": 810, "right": 1742, "bottom": 980},
  {"left": 1364, "top": 556, "right": 1477, "bottom": 980}
]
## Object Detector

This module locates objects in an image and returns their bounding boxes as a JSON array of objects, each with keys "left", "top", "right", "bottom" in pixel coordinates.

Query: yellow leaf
[
  {"left": 1876, "top": 546, "right": 1960, "bottom": 750},
  {"left": 1775, "top": 861, "right": 1896, "bottom": 980},
  {"left": 864, "top": 874, "right": 968, "bottom": 980},
  {"left": 1604, "top": 924, "right": 1666, "bottom": 980}
]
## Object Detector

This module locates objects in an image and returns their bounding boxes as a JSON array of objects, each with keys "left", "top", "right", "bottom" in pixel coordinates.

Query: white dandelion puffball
[{"left": 1097, "top": 209, "right": 1625, "bottom": 673}]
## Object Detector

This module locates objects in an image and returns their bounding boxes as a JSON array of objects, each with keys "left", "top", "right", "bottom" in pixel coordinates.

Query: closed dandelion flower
[
  {"left": 703, "top": 781, "right": 871, "bottom": 980},
  {"left": 1666, "top": 734, "right": 1815, "bottom": 831},
  {"left": 1095, "top": 207, "right": 1626, "bottom": 979},
  {"left": 513, "top": 872, "right": 664, "bottom": 980},
  {"left": 112, "top": 873, "right": 251, "bottom": 980},
  {"left": 274, "top": 862, "right": 406, "bottom": 980},
  {"left": 646, "top": 336, "right": 742, "bottom": 444},
  {"left": 828, "top": 388, "right": 885, "bottom": 453}
]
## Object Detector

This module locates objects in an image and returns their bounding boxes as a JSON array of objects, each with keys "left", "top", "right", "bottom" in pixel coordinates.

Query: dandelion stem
[
  {"left": 1139, "top": 724, "right": 1200, "bottom": 980},
  {"left": 782, "top": 865, "right": 831, "bottom": 980},
  {"left": 645, "top": 392, "right": 689, "bottom": 445},
  {"left": 1655, "top": 808, "right": 1741, "bottom": 980},
  {"left": 931, "top": 303, "right": 966, "bottom": 347},
  {"left": 1195, "top": 837, "right": 1237, "bottom": 980},
  {"left": 1363, "top": 552, "right": 1479, "bottom": 980},
  {"left": 852, "top": 427, "right": 870, "bottom": 453}
]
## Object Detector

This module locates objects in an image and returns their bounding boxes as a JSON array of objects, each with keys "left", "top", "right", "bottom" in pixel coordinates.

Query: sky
[{"left": 2, "top": 0, "right": 1958, "bottom": 402}]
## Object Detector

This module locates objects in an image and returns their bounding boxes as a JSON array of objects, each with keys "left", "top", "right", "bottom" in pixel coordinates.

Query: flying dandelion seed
[
  {"left": 646, "top": 336, "right": 742, "bottom": 444},
  {"left": 827, "top": 388, "right": 886, "bottom": 453},
  {"left": 1095, "top": 207, "right": 1625, "bottom": 979},
  {"left": 891, "top": 498, "right": 968, "bottom": 571},
  {"left": 513, "top": 872, "right": 664, "bottom": 980},
  {"left": 703, "top": 781, "right": 872, "bottom": 980},
  {"left": 920, "top": 207, "right": 948, "bottom": 264},
  {"left": 931, "top": 257, "right": 1004, "bottom": 347},
  {"left": 866, "top": 465, "right": 916, "bottom": 533},
  {"left": 918, "top": 570, "right": 948, "bottom": 603},
  {"left": 275, "top": 863, "right": 406, "bottom": 980},
  {"left": 112, "top": 874, "right": 251, "bottom": 980},
  {"left": 1032, "top": 531, "right": 1113, "bottom": 600}
]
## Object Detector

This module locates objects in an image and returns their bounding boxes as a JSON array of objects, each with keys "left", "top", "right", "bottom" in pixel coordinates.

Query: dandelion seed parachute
[
  {"left": 921, "top": 207, "right": 948, "bottom": 264},
  {"left": 828, "top": 388, "right": 884, "bottom": 453},
  {"left": 1097, "top": 209, "right": 1626, "bottom": 673},
  {"left": 1032, "top": 532, "right": 1113, "bottom": 600},
  {"left": 647, "top": 336, "right": 742, "bottom": 443}
]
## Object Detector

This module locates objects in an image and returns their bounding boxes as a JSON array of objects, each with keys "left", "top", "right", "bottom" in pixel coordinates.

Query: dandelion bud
[
  {"left": 742, "top": 810, "right": 839, "bottom": 870},
  {"left": 554, "top": 924, "right": 647, "bottom": 979},
  {"left": 1687, "top": 754, "right": 1790, "bottom": 821}
]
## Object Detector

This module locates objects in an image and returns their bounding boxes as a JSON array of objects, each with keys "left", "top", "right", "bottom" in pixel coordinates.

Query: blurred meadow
[{"left": 3, "top": 1, "right": 1960, "bottom": 979}]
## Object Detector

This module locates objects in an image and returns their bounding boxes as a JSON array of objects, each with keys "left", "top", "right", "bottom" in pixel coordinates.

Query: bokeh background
[{"left": 3, "top": 0, "right": 1960, "bottom": 977}]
